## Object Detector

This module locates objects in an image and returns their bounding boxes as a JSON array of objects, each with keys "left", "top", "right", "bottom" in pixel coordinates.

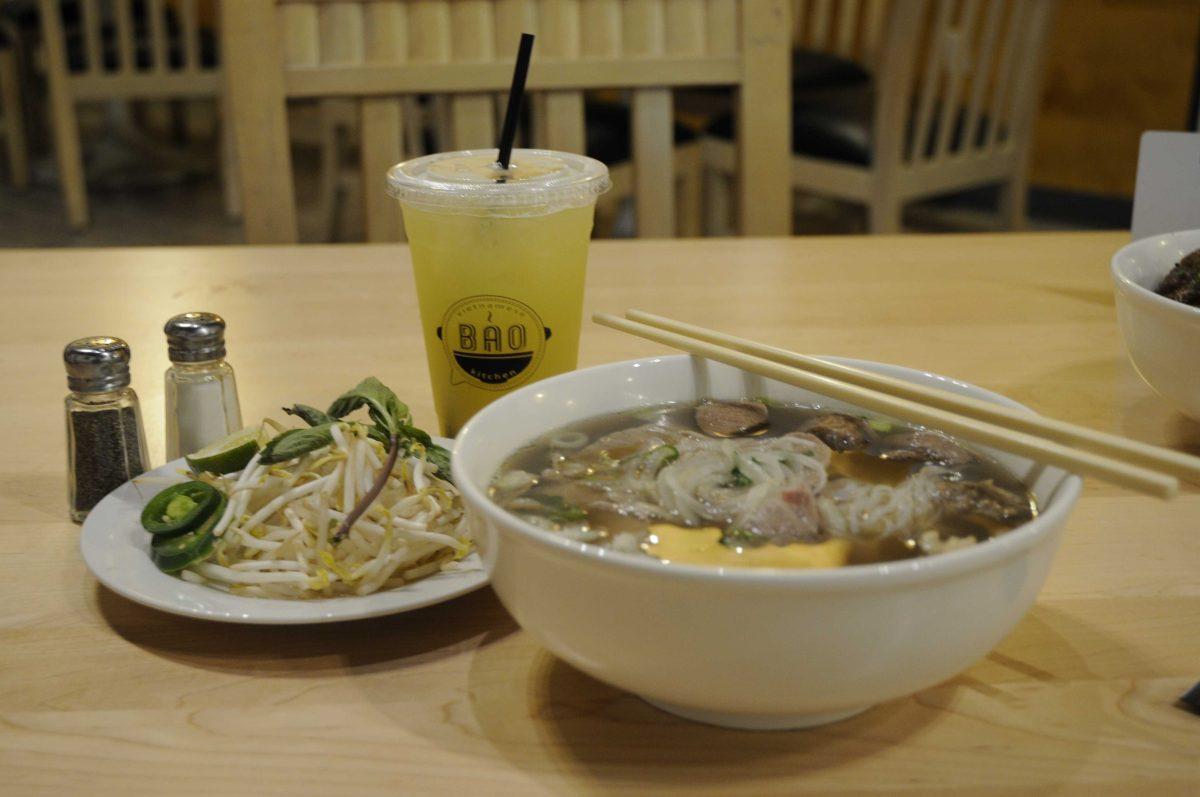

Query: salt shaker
[
  {"left": 164, "top": 312, "right": 243, "bottom": 460},
  {"left": 64, "top": 337, "right": 150, "bottom": 522}
]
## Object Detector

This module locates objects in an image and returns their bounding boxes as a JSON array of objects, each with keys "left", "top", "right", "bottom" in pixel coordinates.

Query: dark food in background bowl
[{"left": 1155, "top": 248, "right": 1200, "bottom": 307}]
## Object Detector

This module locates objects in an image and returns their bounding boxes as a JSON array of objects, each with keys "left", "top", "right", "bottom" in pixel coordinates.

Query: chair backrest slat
[
  {"left": 80, "top": 0, "right": 103, "bottom": 74},
  {"left": 365, "top": 1, "right": 407, "bottom": 63},
  {"left": 807, "top": 0, "right": 832, "bottom": 47},
  {"left": 860, "top": 0, "right": 887, "bottom": 68},
  {"left": 626, "top": 0, "right": 675, "bottom": 238},
  {"left": 537, "top": 0, "right": 586, "bottom": 154},
  {"left": 908, "top": 0, "right": 952, "bottom": 163},
  {"left": 319, "top": 3, "right": 364, "bottom": 65},
  {"left": 582, "top": 0, "right": 624, "bottom": 56},
  {"left": 281, "top": 2, "right": 320, "bottom": 66},
  {"left": 495, "top": 0, "right": 539, "bottom": 47},
  {"left": 361, "top": 1, "right": 408, "bottom": 241},
  {"left": 932, "top": 0, "right": 981, "bottom": 160},
  {"left": 834, "top": 0, "right": 859, "bottom": 57},
  {"left": 1000, "top": 0, "right": 1053, "bottom": 155},
  {"left": 147, "top": 0, "right": 168, "bottom": 73},
  {"left": 984, "top": 0, "right": 1027, "bottom": 151},
  {"left": 114, "top": 0, "right": 136, "bottom": 73},
  {"left": 668, "top": 0, "right": 708, "bottom": 55},
  {"left": 705, "top": 0, "right": 738, "bottom": 54},
  {"left": 409, "top": 0, "right": 452, "bottom": 62},
  {"left": 180, "top": 0, "right": 201, "bottom": 72},
  {"left": 960, "top": 0, "right": 1004, "bottom": 150},
  {"left": 624, "top": 0, "right": 665, "bottom": 55},
  {"left": 449, "top": 1, "right": 497, "bottom": 149}
]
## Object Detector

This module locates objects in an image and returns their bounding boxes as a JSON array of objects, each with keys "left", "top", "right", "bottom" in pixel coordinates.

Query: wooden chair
[
  {"left": 704, "top": 0, "right": 1057, "bottom": 234},
  {"left": 38, "top": 0, "right": 237, "bottom": 227},
  {"left": 0, "top": 18, "right": 30, "bottom": 189},
  {"left": 222, "top": 0, "right": 791, "bottom": 244}
]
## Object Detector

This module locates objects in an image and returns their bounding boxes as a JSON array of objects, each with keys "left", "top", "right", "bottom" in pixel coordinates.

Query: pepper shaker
[
  {"left": 64, "top": 337, "right": 150, "bottom": 522},
  {"left": 164, "top": 312, "right": 243, "bottom": 460}
]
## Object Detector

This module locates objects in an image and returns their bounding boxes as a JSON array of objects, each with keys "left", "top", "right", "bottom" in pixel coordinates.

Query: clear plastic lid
[{"left": 386, "top": 149, "right": 610, "bottom": 216}]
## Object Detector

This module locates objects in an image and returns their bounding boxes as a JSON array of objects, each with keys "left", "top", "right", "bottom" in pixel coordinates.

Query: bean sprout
[{"left": 188, "top": 423, "right": 468, "bottom": 599}]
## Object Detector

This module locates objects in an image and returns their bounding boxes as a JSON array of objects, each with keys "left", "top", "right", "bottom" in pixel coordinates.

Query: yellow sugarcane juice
[{"left": 387, "top": 150, "right": 610, "bottom": 436}]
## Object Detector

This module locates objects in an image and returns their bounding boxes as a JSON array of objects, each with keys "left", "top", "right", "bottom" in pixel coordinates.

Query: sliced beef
[
  {"left": 738, "top": 485, "right": 823, "bottom": 543},
  {"left": 695, "top": 400, "right": 769, "bottom": 438},
  {"left": 799, "top": 412, "right": 871, "bottom": 451},
  {"left": 577, "top": 424, "right": 682, "bottom": 462},
  {"left": 877, "top": 429, "right": 974, "bottom": 467},
  {"left": 935, "top": 479, "right": 1034, "bottom": 524}
]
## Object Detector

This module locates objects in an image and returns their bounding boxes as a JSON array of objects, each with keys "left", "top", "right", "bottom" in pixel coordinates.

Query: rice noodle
[
  {"left": 816, "top": 467, "right": 947, "bottom": 538},
  {"left": 556, "top": 429, "right": 830, "bottom": 535}
]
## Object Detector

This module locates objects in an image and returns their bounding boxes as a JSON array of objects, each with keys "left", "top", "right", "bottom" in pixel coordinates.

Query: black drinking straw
[{"left": 496, "top": 33, "right": 535, "bottom": 171}]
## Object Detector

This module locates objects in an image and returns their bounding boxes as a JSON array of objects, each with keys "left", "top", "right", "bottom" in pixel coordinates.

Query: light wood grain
[{"left": 2, "top": 233, "right": 1199, "bottom": 795}]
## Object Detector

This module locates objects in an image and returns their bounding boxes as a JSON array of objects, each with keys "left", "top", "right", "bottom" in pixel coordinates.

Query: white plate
[{"left": 80, "top": 437, "right": 487, "bottom": 624}]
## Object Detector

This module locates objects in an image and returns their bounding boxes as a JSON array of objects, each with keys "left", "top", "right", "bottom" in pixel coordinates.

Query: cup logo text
[{"left": 437, "top": 295, "right": 550, "bottom": 390}]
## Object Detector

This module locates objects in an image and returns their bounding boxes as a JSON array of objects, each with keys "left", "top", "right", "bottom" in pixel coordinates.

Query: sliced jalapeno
[
  {"left": 151, "top": 493, "right": 226, "bottom": 573},
  {"left": 140, "top": 481, "right": 221, "bottom": 536}
]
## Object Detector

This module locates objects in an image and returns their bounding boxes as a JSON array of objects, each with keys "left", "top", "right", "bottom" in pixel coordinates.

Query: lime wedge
[{"left": 185, "top": 427, "right": 261, "bottom": 475}]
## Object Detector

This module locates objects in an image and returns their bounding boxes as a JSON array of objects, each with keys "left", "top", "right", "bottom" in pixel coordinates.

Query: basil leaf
[
  {"left": 530, "top": 494, "right": 587, "bottom": 523},
  {"left": 721, "top": 527, "right": 760, "bottom": 547},
  {"left": 366, "top": 425, "right": 392, "bottom": 448},
  {"left": 259, "top": 423, "right": 336, "bottom": 464},
  {"left": 328, "top": 377, "right": 410, "bottom": 434},
  {"left": 423, "top": 442, "right": 453, "bottom": 484},
  {"left": 397, "top": 423, "right": 432, "bottom": 448},
  {"left": 283, "top": 404, "right": 335, "bottom": 427},
  {"left": 725, "top": 466, "right": 753, "bottom": 488}
]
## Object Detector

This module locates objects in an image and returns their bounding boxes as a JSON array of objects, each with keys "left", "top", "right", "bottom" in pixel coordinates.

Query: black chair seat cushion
[
  {"left": 790, "top": 49, "right": 870, "bottom": 92},
  {"left": 708, "top": 84, "right": 874, "bottom": 166},
  {"left": 585, "top": 100, "right": 698, "bottom": 166},
  {"left": 707, "top": 82, "right": 999, "bottom": 169}
]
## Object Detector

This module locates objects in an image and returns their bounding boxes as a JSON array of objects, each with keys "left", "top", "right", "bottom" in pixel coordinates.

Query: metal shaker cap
[
  {"left": 164, "top": 312, "right": 227, "bottom": 363},
  {"left": 64, "top": 337, "right": 132, "bottom": 393}
]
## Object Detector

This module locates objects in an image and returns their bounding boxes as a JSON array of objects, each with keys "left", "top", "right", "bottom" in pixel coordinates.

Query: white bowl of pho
[{"left": 452, "top": 355, "right": 1082, "bottom": 730}]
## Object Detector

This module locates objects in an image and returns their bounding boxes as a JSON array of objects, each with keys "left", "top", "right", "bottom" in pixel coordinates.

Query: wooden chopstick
[
  {"left": 626, "top": 309, "right": 1200, "bottom": 486},
  {"left": 593, "top": 312, "right": 1180, "bottom": 499}
]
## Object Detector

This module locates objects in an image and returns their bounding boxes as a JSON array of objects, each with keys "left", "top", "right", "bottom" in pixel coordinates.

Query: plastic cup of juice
[{"left": 387, "top": 149, "right": 610, "bottom": 436}]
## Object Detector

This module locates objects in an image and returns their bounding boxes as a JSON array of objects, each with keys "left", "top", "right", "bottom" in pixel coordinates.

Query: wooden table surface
[{"left": 2, "top": 233, "right": 1198, "bottom": 795}]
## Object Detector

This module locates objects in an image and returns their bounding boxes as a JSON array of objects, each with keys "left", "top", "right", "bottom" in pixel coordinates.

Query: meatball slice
[
  {"left": 877, "top": 429, "right": 974, "bottom": 467},
  {"left": 799, "top": 412, "right": 871, "bottom": 452},
  {"left": 695, "top": 400, "right": 769, "bottom": 438}
]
